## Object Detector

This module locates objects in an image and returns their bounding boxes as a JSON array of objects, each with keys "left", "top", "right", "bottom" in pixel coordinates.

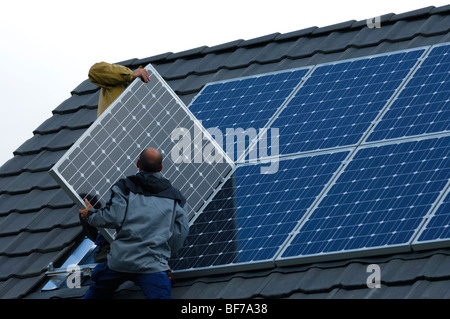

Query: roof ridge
[{"left": 133, "top": 4, "right": 444, "bottom": 64}]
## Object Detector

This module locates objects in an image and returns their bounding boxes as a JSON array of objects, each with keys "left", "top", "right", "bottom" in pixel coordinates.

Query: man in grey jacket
[{"left": 79, "top": 148, "right": 189, "bottom": 299}]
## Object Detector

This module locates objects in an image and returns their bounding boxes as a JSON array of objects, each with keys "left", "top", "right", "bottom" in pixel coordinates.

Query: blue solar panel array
[
  {"left": 271, "top": 49, "right": 425, "bottom": 155},
  {"left": 171, "top": 43, "right": 450, "bottom": 277},
  {"left": 188, "top": 67, "right": 310, "bottom": 161},
  {"left": 277, "top": 136, "right": 450, "bottom": 264},
  {"left": 368, "top": 44, "right": 450, "bottom": 142},
  {"left": 189, "top": 68, "right": 310, "bottom": 131},
  {"left": 171, "top": 151, "right": 348, "bottom": 274}
]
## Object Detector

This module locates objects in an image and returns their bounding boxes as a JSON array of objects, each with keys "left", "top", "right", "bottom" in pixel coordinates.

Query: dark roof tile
[
  {"left": 14, "top": 128, "right": 85, "bottom": 156},
  {"left": 284, "top": 36, "right": 330, "bottom": 59},
  {"left": 219, "top": 276, "right": 269, "bottom": 299},
  {"left": 34, "top": 107, "right": 96, "bottom": 134},
  {"left": 390, "top": 6, "right": 435, "bottom": 22},
  {"left": 0, "top": 154, "right": 37, "bottom": 177},
  {"left": 417, "top": 14, "right": 450, "bottom": 35},
  {"left": 115, "top": 58, "right": 138, "bottom": 67},
  {"left": 0, "top": 276, "right": 45, "bottom": 298},
  {"left": 0, "top": 192, "right": 27, "bottom": 216},
  {"left": 220, "top": 47, "right": 261, "bottom": 69},
  {"left": 167, "top": 46, "right": 208, "bottom": 60},
  {"left": 312, "top": 20, "right": 356, "bottom": 35},
  {"left": 254, "top": 39, "right": 300, "bottom": 62},
  {"left": 27, "top": 207, "right": 79, "bottom": 230},
  {"left": 424, "top": 253, "right": 450, "bottom": 279},
  {"left": 0, "top": 212, "right": 37, "bottom": 236},
  {"left": 0, "top": 188, "right": 73, "bottom": 216},
  {"left": 70, "top": 79, "right": 98, "bottom": 95},
  {"left": 351, "top": 14, "right": 395, "bottom": 28},
  {"left": 239, "top": 33, "right": 280, "bottom": 47},
  {"left": 0, "top": 189, "right": 48, "bottom": 215},
  {"left": 166, "top": 73, "right": 215, "bottom": 96},
  {"left": 189, "top": 52, "right": 235, "bottom": 75},
  {"left": 0, "top": 171, "right": 57, "bottom": 195},
  {"left": 259, "top": 271, "right": 303, "bottom": 297},
  {"left": 409, "top": 279, "right": 450, "bottom": 298},
  {"left": 0, "top": 206, "right": 79, "bottom": 236},
  {"left": 274, "top": 27, "right": 317, "bottom": 41},
  {"left": 0, "top": 251, "right": 61, "bottom": 281},
  {"left": 53, "top": 92, "right": 99, "bottom": 114},
  {"left": 157, "top": 57, "right": 204, "bottom": 80},
  {"left": 0, "top": 226, "right": 79, "bottom": 257},
  {"left": 24, "top": 150, "right": 67, "bottom": 172},
  {"left": 431, "top": 4, "right": 450, "bottom": 14},
  {"left": 202, "top": 39, "right": 243, "bottom": 54},
  {"left": 131, "top": 52, "right": 173, "bottom": 67}
]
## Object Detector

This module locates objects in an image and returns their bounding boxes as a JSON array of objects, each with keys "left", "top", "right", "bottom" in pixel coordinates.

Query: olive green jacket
[{"left": 88, "top": 62, "right": 134, "bottom": 117}]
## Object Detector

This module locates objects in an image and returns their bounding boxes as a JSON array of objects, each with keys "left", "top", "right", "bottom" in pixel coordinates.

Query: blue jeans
[{"left": 83, "top": 262, "right": 172, "bottom": 299}]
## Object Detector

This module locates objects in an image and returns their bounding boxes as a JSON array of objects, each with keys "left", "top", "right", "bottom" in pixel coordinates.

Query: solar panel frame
[
  {"left": 275, "top": 134, "right": 450, "bottom": 267},
  {"left": 49, "top": 64, "right": 234, "bottom": 242}
]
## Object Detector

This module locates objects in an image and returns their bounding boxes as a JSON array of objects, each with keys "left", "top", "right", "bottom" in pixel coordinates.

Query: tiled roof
[
  {"left": 1, "top": 4, "right": 450, "bottom": 299},
  {"left": 24, "top": 248, "right": 450, "bottom": 299}
]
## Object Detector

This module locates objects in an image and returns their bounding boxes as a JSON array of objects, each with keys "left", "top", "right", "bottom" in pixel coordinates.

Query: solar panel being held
[{"left": 49, "top": 64, "right": 234, "bottom": 242}]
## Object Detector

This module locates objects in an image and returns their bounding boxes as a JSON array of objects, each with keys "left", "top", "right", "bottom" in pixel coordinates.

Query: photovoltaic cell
[
  {"left": 368, "top": 44, "right": 450, "bottom": 141},
  {"left": 170, "top": 151, "right": 349, "bottom": 274},
  {"left": 50, "top": 64, "right": 234, "bottom": 240},
  {"left": 271, "top": 49, "right": 425, "bottom": 155},
  {"left": 278, "top": 136, "right": 450, "bottom": 263},
  {"left": 187, "top": 68, "right": 310, "bottom": 160}
]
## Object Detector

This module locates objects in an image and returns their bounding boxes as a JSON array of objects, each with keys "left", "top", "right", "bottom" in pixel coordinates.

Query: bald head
[{"left": 137, "top": 148, "right": 163, "bottom": 172}]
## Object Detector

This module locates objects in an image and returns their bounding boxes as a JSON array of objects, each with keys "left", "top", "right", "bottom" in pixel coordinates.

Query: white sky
[{"left": 0, "top": 0, "right": 448, "bottom": 167}]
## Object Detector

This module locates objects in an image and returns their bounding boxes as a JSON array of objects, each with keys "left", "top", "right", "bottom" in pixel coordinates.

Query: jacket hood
[
  {"left": 129, "top": 171, "right": 172, "bottom": 194},
  {"left": 115, "top": 171, "right": 187, "bottom": 207}
]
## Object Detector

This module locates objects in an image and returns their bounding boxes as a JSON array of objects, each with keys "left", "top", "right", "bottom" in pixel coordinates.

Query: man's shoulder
[{"left": 112, "top": 178, "right": 131, "bottom": 195}]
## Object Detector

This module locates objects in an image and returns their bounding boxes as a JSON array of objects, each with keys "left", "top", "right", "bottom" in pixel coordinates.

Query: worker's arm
[
  {"left": 79, "top": 185, "right": 128, "bottom": 229},
  {"left": 168, "top": 202, "right": 189, "bottom": 257},
  {"left": 88, "top": 62, "right": 149, "bottom": 89}
]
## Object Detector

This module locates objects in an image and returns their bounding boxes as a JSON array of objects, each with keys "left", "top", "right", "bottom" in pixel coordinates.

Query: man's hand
[
  {"left": 133, "top": 68, "right": 150, "bottom": 83},
  {"left": 79, "top": 199, "right": 93, "bottom": 219}
]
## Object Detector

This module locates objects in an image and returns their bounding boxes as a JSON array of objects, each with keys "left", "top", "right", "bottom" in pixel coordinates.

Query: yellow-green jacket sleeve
[
  {"left": 88, "top": 62, "right": 134, "bottom": 88},
  {"left": 89, "top": 62, "right": 135, "bottom": 117}
]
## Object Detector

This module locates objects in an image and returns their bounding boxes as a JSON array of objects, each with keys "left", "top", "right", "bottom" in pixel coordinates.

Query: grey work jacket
[{"left": 87, "top": 172, "right": 189, "bottom": 273}]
